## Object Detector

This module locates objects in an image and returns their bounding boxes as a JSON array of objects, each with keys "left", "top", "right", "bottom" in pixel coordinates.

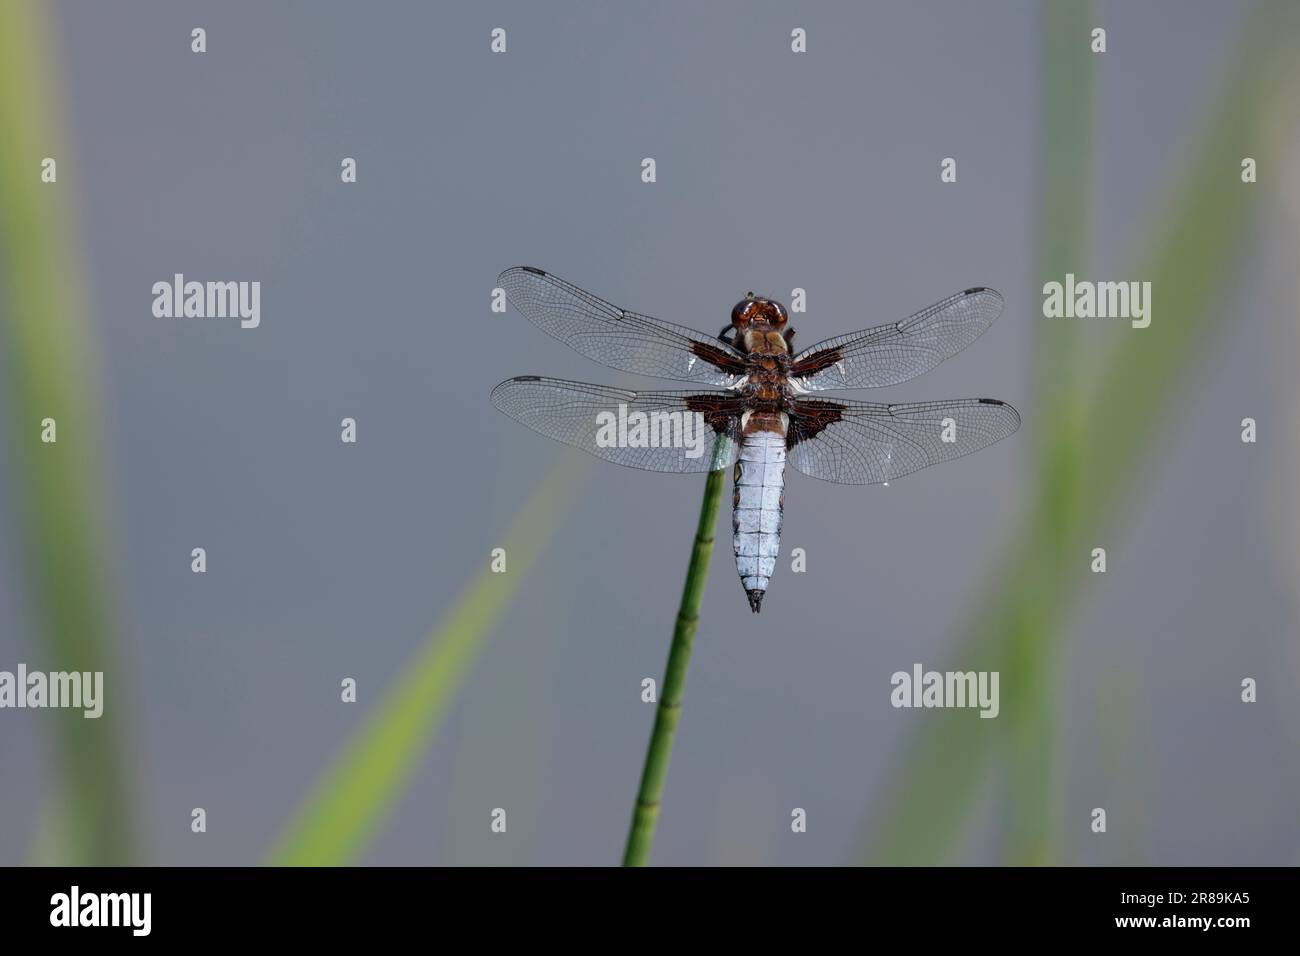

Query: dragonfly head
[{"left": 731, "top": 293, "right": 788, "bottom": 331}]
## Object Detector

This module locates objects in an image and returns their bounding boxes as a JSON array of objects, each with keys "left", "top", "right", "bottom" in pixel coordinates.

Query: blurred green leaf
[
  {"left": 1002, "top": 0, "right": 1096, "bottom": 865},
  {"left": 859, "top": 0, "right": 1300, "bottom": 865},
  {"left": 267, "top": 456, "right": 582, "bottom": 866},
  {"left": 0, "top": 0, "right": 137, "bottom": 864}
]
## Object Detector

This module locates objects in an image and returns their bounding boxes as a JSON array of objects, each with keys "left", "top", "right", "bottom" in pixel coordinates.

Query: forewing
[
  {"left": 787, "top": 397, "right": 1020, "bottom": 484},
  {"left": 790, "top": 287, "right": 1004, "bottom": 389},
  {"left": 492, "top": 376, "right": 742, "bottom": 473},
  {"left": 498, "top": 267, "right": 748, "bottom": 386}
]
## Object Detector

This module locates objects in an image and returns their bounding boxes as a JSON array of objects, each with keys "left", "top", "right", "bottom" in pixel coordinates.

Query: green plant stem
[
  {"left": 0, "top": 0, "right": 136, "bottom": 864},
  {"left": 623, "top": 452, "right": 728, "bottom": 866},
  {"left": 1003, "top": 0, "right": 1094, "bottom": 865}
]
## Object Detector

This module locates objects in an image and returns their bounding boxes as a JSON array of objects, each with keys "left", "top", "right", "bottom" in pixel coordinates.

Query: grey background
[{"left": 2, "top": 0, "right": 1296, "bottom": 865}]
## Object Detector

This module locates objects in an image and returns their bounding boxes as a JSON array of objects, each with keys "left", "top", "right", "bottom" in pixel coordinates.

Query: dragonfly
[{"left": 491, "top": 266, "right": 1020, "bottom": 613}]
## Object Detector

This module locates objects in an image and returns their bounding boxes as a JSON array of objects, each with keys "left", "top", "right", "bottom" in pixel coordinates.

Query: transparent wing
[
  {"left": 498, "top": 267, "right": 748, "bottom": 386},
  {"left": 491, "top": 376, "right": 742, "bottom": 473},
  {"left": 789, "top": 288, "right": 1004, "bottom": 390},
  {"left": 787, "top": 396, "right": 1020, "bottom": 485}
]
